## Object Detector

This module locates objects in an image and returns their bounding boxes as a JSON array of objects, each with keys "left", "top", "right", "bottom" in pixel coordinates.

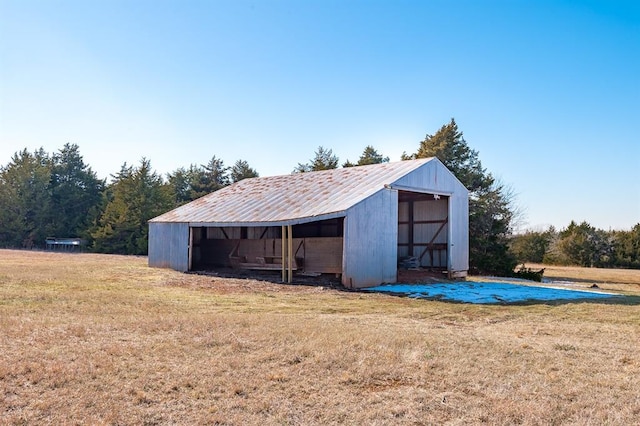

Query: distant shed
[
  {"left": 45, "top": 237, "right": 85, "bottom": 252},
  {"left": 148, "top": 158, "right": 468, "bottom": 289}
]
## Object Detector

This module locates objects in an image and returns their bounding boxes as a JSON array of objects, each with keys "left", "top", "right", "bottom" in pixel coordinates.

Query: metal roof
[{"left": 150, "top": 158, "right": 436, "bottom": 226}]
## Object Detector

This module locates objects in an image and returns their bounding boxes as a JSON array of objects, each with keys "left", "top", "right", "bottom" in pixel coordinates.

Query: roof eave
[{"left": 157, "top": 211, "right": 348, "bottom": 228}]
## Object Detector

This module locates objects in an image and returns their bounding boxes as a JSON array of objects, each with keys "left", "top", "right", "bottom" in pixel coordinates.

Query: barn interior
[
  {"left": 397, "top": 190, "right": 450, "bottom": 272},
  {"left": 190, "top": 217, "right": 344, "bottom": 275},
  {"left": 190, "top": 190, "right": 450, "bottom": 280}
]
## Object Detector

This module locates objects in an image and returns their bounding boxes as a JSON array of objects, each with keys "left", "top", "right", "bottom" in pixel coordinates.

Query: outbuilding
[{"left": 148, "top": 158, "right": 468, "bottom": 289}]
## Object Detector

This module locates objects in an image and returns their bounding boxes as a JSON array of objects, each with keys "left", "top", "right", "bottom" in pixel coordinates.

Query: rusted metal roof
[{"left": 150, "top": 158, "right": 435, "bottom": 226}]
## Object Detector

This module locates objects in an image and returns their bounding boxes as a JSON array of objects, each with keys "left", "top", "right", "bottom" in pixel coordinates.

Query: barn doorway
[{"left": 397, "top": 190, "right": 450, "bottom": 271}]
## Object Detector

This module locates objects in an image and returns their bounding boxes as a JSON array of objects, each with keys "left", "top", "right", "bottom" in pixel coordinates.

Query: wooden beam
[
  {"left": 398, "top": 243, "right": 447, "bottom": 248},
  {"left": 419, "top": 218, "right": 449, "bottom": 262},
  {"left": 408, "top": 200, "right": 414, "bottom": 256},
  {"left": 281, "top": 226, "right": 286, "bottom": 282},
  {"left": 188, "top": 227, "right": 193, "bottom": 271},
  {"left": 398, "top": 219, "right": 448, "bottom": 225},
  {"left": 287, "top": 224, "right": 293, "bottom": 283},
  {"left": 259, "top": 227, "right": 269, "bottom": 240}
]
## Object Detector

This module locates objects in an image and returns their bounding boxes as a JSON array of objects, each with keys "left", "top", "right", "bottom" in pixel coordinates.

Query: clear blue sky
[{"left": 1, "top": 0, "right": 638, "bottom": 231}]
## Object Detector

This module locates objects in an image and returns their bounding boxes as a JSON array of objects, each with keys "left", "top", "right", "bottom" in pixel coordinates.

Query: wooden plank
[
  {"left": 287, "top": 225, "right": 293, "bottom": 283},
  {"left": 198, "top": 237, "right": 342, "bottom": 274},
  {"left": 398, "top": 243, "right": 447, "bottom": 248},
  {"left": 398, "top": 219, "right": 448, "bottom": 225},
  {"left": 188, "top": 227, "right": 193, "bottom": 271},
  {"left": 303, "top": 237, "right": 343, "bottom": 274},
  {"left": 281, "top": 226, "right": 286, "bottom": 282},
  {"left": 408, "top": 200, "right": 414, "bottom": 257},
  {"left": 419, "top": 218, "right": 449, "bottom": 264},
  {"left": 237, "top": 259, "right": 298, "bottom": 271}
]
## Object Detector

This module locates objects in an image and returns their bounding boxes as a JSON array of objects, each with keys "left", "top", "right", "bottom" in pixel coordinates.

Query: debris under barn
[{"left": 148, "top": 158, "right": 469, "bottom": 289}]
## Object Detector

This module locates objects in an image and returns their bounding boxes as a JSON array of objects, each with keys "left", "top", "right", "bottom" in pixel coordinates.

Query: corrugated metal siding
[
  {"left": 449, "top": 191, "right": 469, "bottom": 273},
  {"left": 342, "top": 189, "right": 398, "bottom": 288},
  {"left": 148, "top": 222, "right": 189, "bottom": 271},
  {"left": 394, "top": 160, "right": 463, "bottom": 194},
  {"left": 150, "top": 158, "right": 434, "bottom": 226}
]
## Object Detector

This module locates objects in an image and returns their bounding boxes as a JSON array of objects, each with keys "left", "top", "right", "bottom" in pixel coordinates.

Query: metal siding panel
[
  {"left": 449, "top": 192, "right": 469, "bottom": 272},
  {"left": 395, "top": 159, "right": 462, "bottom": 195},
  {"left": 148, "top": 223, "right": 164, "bottom": 267},
  {"left": 172, "top": 223, "right": 189, "bottom": 271},
  {"left": 342, "top": 189, "right": 397, "bottom": 288},
  {"left": 397, "top": 223, "right": 409, "bottom": 244},
  {"left": 398, "top": 201, "right": 409, "bottom": 222},
  {"left": 148, "top": 222, "right": 189, "bottom": 271},
  {"left": 413, "top": 199, "right": 447, "bottom": 221},
  {"left": 414, "top": 223, "right": 448, "bottom": 244}
]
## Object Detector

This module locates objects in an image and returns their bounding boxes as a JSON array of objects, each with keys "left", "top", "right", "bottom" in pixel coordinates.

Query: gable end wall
[{"left": 394, "top": 161, "right": 469, "bottom": 273}]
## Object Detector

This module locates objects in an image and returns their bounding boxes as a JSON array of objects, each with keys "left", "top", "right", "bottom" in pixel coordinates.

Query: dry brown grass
[
  {"left": 524, "top": 263, "right": 640, "bottom": 294},
  {"left": 1, "top": 249, "right": 639, "bottom": 425}
]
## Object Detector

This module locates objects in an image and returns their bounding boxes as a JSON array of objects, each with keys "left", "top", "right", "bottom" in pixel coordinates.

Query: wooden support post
[
  {"left": 287, "top": 224, "right": 293, "bottom": 283},
  {"left": 188, "top": 227, "right": 193, "bottom": 271},
  {"left": 281, "top": 225, "right": 286, "bottom": 282},
  {"left": 408, "top": 200, "right": 414, "bottom": 256}
]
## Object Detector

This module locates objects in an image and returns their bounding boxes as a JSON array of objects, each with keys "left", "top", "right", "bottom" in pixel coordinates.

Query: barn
[{"left": 148, "top": 158, "right": 468, "bottom": 289}]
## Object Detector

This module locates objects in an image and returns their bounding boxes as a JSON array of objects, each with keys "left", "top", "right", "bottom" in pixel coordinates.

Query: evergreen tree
[
  {"left": 403, "top": 119, "right": 491, "bottom": 192},
  {"left": 405, "top": 118, "right": 517, "bottom": 275},
  {"left": 0, "top": 148, "right": 52, "bottom": 248},
  {"left": 171, "top": 156, "right": 230, "bottom": 201},
  {"left": 294, "top": 146, "right": 339, "bottom": 172},
  {"left": 613, "top": 224, "right": 640, "bottom": 268},
  {"left": 554, "top": 221, "right": 613, "bottom": 267},
  {"left": 230, "top": 159, "right": 259, "bottom": 182},
  {"left": 92, "top": 159, "right": 172, "bottom": 255},
  {"left": 166, "top": 166, "right": 193, "bottom": 206},
  {"left": 343, "top": 145, "right": 389, "bottom": 167},
  {"left": 509, "top": 227, "right": 555, "bottom": 263},
  {"left": 167, "top": 164, "right": 209, "bottom": 205},
  {"left": 48, "top": 143, "right": 104, "bottom": 240},
  {"left": 167, "top": 157, "right": 233, "bottom": 205},
  {"left": 202, "top": 156, "right": 230, "bottom": 191}
]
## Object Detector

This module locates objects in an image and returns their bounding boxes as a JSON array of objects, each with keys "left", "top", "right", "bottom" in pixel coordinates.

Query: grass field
[{"left": 1, "top": 250, "right": 639, "bottom": 425}]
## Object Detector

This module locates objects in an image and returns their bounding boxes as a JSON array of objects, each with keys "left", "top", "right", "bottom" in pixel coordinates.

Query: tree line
[
  {"left": 1, "top": 120, "right": 638, "bottom": 273},
  {"left": 510, "top": 222, "right": 640, "bottom": 269},
  {"left": 0, "top": 146, "right": 259, "bottom": 255}
]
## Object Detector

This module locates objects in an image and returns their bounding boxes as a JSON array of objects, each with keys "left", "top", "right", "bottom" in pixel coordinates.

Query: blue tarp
[{"left": 362, "top": 282, "right": 621, "bottom": 304}]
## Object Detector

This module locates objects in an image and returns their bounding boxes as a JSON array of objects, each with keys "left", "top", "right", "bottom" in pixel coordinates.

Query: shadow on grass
[{"left": 544, "top": 275, "right": 640, "bottom": 286}]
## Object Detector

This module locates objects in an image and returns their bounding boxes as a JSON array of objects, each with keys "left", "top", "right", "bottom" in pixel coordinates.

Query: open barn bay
[{"left": 1, "top": 250, "right": 639, "bottom": 425}]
